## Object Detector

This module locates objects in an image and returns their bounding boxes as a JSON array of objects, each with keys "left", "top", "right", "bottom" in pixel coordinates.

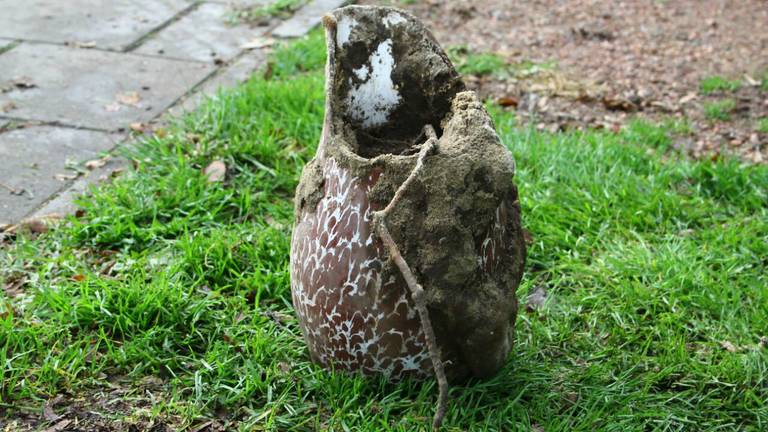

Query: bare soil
[{"left": 366, "top": 0, "right": 768, "bottom": 162}]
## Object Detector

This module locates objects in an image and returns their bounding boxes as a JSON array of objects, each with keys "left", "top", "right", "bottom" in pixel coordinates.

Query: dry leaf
[
  {"left": 42, "top": 419, "right": 71, "bottom": 432},
  {"left": 129, "top": 122, "right": 146, "bottom": 132},
  {"left": 73, "top": 40, "right": 96, "bottom": 49},
  {"left": 525, "top": 286, "right": 547, "bottom": 312},
  {"left": 189, "top": 421, "right": 213, "bottom": 432},
  {"left": 679, "top": 92, "right": 697, "bottom": 104},
  {"left": 743, "top": 74, "right": 759, "bottom": 86},
  {"left": 496, "top": 96, "right": 519, "bottom": 107},
  {"left": 11, "top": 76, "right": 36, "bottom": 89},
  {"left": 116, "top": 91, "right": 141, "bottom": 107},
  {"left": 522, "top": 229, "right": 534, "bottom": 245},
  {"left": 278, "top": 361, "right": 291, "bottom": 374},
  {"left": 43, "top": 399, "right": 60, "bottom": 422},
  {"left": 720, "top": 341, "right": 738, "bottom": 353},
  {"left": 241, "top": 37, "right": 276, "bottom": 50},
  {"left": 54, "top": 173, "right": 79, "bottom": 181},
  {"left": 203, "top": 160, "right": 227, "bottom": 183},
  {"left": 1, "top": 101, "right": 16, "bottom": 113},
  {"left": 3, "top": 276, "right": 25, "bottom": 297},
  {"left": 7, "top": 218, "right": 54, "bottom": 234},
  {"left": 85, "top": 156, "right": 109, "bottom": 170},
  {"left": 71, "top": 274, "right": 86, "bottom": 282}
]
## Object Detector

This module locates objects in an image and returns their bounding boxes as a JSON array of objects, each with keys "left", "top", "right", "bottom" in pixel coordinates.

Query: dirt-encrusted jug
[{"left": 290, "top": 5, "right": 526, "bottom": 384}]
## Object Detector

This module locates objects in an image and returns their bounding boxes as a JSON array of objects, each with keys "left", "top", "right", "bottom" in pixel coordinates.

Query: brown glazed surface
[{"left": 291, "top": 159, "right": 432, "bottom": 378}]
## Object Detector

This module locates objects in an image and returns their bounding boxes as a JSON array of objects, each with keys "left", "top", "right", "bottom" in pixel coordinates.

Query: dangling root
[{"left": 372, "top": 125, "right": 448, "bottom": 430}]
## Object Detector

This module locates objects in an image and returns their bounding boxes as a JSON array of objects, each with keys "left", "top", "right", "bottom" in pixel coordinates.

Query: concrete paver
[
  {"left": 0, "top": 44, "right": 214, "bottom": 130},
  {"left": 30, "top": 157, "right": 128, "bottom": 220},
  {"left": 0, "top": 126, "right": 120, "bottom": 223},
  {"left": 0, "top": 0, "right": 191, "bottom": 50},
  {"left": 272, "top": 0, "right": 348, "bottom": 38},
  {"left": 0, "top": 0, "right": 331, "bottom": 224},
  {"left": 136, "top": 3, "right": 266, "bottom": 63}
]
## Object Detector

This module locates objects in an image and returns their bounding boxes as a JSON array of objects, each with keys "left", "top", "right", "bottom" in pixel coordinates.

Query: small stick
[{"left": 372, "top": 125, "right": 448, "bottom": 430}]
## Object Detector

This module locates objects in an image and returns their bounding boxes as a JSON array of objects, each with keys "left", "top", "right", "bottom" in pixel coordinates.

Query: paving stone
[
  {"left": 169, "top": 49, "right": 268, "bottom": 115},
  {"left": 0, "top": 0, "right": 191, "bottom": 50},
  {"left": 210, "top": 0, "right": 272, "bottom": 5},
  {"left": 0, "top": 44, "right": 214, "bottom": 130},
  {"left": 272, "top": 0, "right": 349, "bottom": 38},
  {"left": 30, "top": 156, "right": 128, "bottom": 220},
  {"left": 0, "top": 126, "right": 120, "bottom": 223},
  {"left": 136, "top": 2, "right": 265, "bottom": 63}
]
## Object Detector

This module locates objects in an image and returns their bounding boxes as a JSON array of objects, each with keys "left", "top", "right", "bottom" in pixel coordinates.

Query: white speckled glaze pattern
[{"left": 290, "top": 158, "right": 432, "bottom": 379}]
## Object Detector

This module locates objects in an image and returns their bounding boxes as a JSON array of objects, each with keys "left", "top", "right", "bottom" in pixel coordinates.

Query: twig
[{"left": 372, "top": 125, "right": 448, "bottom": 430}]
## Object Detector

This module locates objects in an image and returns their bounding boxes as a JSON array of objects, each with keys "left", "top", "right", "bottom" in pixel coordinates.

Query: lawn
[{"left": 1, "top": 31, "right": 767, "bottom": 431}]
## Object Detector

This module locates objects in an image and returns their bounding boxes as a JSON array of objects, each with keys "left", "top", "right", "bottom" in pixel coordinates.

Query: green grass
[
  {"left": 446, "top": 46, "right": 556, "bottom": 79},
  {"left": 699, "top": 76, "right": 742, "bottom": 95},
  {"left": 2, "top": 31, "right": 768, "bottom": 431},
  {"left": 235, "top": 0, "right": 308, "bottom": 21},
  {"left": 703, "top": 99, "right": 737, "bottom": 121},
  {"left": 757, "top": 118, "right": 768, "bottom": 134},
  {"left": 447, "top": 46, "right": 509, "bottom": 76}
]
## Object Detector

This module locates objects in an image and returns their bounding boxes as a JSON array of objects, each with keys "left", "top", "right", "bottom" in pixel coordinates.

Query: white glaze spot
[
  {"left": 346, "top": 39, "right": 401, "bottom": 128},
  {"left": 336, "top": 15, "right": 358, "bottom": 46},
  {"left": 383, "top": 12, "right": 407, "bottom": 28},
  {"left": 353, "top": 64, "right": 370, "bottom": 80}
]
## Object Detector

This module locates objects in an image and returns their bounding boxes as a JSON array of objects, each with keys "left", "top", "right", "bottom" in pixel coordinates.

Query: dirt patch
[
  {"left": 0, "top": 377, "right": 225, "bottom": 432},
  {"left": 364, "top": 0, "right": 768, "bottom": 162}
]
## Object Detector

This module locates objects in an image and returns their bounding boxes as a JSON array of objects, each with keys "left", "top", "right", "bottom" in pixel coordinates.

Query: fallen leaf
[
  {"left": 54, "top": 173, "right": 79, "bottom": 181},
  {"left": 71, "top": 274, "right": 86, "bottom": 282},
  {"left": 743, "top": 74, "right": 759, "bottom": 86},
  {"left": 265, "top": 215, "right": 285, "bottom": 230},
  {"left": 84, "top": 156, "right": 109, "bottom": 170},
  {"left": 525, "top": 286, "right": 547, "bottom": 312},
  {"left": 73, "top": 40, "right": 96, "bottom": 49},
  {"left": 602, "top": 95, "right": 637, "bottom": 112},
  {"left": 6, "top": 218, "right": 53, "bottom": 235},
  {"left": 720, "top": 341, "right": 738, "bottom": 353},
  {"left": 43, "top": 396, "right": 62, "bottom": 422},
  {"left": 496, "top": 96, "right": 519, "bottom": 107},
  {"left": 116, "top": 91, "right": 141, "bottom": 107},
  {"left": 3, "top": 276, "right": 25, "bottom": 297},
  {"left": 11, "top": 76, "right": 36, "bottom": 89},
  {"left": 0, "top": 181, "right": 25, "bottom": 196},
  {"left": 189, "top": 421, "right": 213, "bottom": 432},
  {"left": 129, "top": 122, "right": 147, "bottom": 132},
  {"left": 278, "top": 362, "right": 291, "bottom": 374},
  {"left": 203, "top": 160, "right": 227, "bottom": 183},
  {"left": 42, "top": 419, "right": 71, "bottom": 432},
  {"left": 679, "top": 92, "right": 697, "bottom": 104},
  {"left": 522, "top": 229, "right": 534, "bottom": 245},
  {"left": 1, "top": 101, "right": 16, "bottom": 113},
  {"left": 241, "top": 37, "right": 276, "bottom": 50}
]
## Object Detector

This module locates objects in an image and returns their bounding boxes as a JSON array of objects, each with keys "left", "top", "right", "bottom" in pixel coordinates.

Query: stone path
[{"left": 0, "top": 0, "right": 347, "bottom": 225}]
